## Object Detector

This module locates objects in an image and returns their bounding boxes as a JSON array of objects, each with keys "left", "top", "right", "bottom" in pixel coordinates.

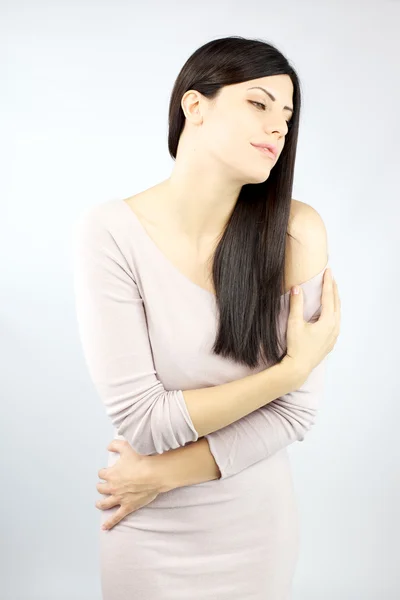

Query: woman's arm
[
  {"left": 151, "top": 350, "right": 327, "bottom": 486},
  {"left": 73, "top": 202, "right": 328, "bottom": 480},
  {"left": 150, "top": 198, "right": 330, "bottom": 485},
  {"left": 151, "top": 437, "right": 222, "bottom": 492},
  {"left": 72, "top": 206, "right": 304, "bottom": 455},
  {"left": 149, "top": 203, "right": 331, "bottom": 483}
]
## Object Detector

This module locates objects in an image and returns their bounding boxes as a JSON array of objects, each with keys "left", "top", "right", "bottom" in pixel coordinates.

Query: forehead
[{"left": 228, "top": 75, "right": 294, "bottom": 99}]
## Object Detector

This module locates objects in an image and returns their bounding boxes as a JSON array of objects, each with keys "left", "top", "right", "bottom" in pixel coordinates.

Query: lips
[{"left": 251, "top": 143, "right": 277, "bottom": 159}]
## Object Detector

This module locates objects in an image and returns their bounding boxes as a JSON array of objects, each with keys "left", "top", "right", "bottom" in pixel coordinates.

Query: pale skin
[{"left": 95, "top": 74, "right": 341, "bottom": 530}]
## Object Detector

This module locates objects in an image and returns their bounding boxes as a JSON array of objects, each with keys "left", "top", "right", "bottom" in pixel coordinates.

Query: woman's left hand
[{"left": 96, "top": 439, "right": 162, "bottom": 530}]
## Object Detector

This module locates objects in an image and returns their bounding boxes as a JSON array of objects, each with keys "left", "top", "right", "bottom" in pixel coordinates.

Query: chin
[{"left": 247, "top": 170, "right": 272, "bottom": 185}]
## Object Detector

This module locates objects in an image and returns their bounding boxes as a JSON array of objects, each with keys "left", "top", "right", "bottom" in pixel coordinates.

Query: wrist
[
  {"left": 144, "top": 454, "right": 175, "bottom": 494},
  {"left": 280, "top": 355, "right": 308, "bottom": 390},
  {"left": 146, "top": 438, "right": 221, "bottom": 493}
]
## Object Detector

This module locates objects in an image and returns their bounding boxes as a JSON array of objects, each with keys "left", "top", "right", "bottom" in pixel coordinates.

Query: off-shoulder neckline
[{"left": 116, "top": 198, "right": 329, "bottom": 299}]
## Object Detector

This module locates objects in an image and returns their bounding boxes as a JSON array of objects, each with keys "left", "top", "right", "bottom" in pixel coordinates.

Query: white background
[{"left": 2, "top": 0, "right": 399, "bottom": 598}]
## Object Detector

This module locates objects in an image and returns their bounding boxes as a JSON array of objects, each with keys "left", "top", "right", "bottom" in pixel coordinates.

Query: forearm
[
  {"left": 182, "top": 356, "right": 303, "bottom": 438},
  {"left": 152, "top": 437, "right": 221, "bottom": 492},
  {"left": 150, "top": 357, "right": 326, "bottom": 489}
]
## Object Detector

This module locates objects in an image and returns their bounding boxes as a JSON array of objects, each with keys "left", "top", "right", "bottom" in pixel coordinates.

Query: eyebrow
[{"left": 247, "top": 86, "right": 293, "bottom": 115}]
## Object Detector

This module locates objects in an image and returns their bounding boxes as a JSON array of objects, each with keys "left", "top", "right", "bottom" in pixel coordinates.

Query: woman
[{"left": 72, "top": 35, "right": 341, "bottom": 600}]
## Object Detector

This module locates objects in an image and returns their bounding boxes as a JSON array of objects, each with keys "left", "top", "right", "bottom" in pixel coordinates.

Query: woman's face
[{"left": 190, "top": 74, "right": 294, "bottom": 184}]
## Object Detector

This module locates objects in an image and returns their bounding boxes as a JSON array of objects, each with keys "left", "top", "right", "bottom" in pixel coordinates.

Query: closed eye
[
  {"left": 251, "top": 101, "right": 267, "bottom": 110},
  {"left": 249, "top": 101, "right": 293, "bottom": 129}
]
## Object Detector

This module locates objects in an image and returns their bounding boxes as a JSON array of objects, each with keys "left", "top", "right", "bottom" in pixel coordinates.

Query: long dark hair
[{"left": 167, "top": 36, "right": 302, "bottom": 369}]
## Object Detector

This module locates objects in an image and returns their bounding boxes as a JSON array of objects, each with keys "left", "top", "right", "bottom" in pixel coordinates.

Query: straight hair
[{"left": 167, "top": 36, "right": 302, "bottom": 369}]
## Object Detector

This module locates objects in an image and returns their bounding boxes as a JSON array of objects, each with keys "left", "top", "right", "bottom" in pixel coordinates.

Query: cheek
[{"left": 210, "top": 119, "right": 248, "bottom": 156}]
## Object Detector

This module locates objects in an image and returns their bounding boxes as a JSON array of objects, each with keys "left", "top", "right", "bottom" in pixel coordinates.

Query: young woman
[{"left": 73, "top": 35, "right": 341, "bottom": 600}]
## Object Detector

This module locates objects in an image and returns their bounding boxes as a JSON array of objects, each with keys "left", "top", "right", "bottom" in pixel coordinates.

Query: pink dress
[{"left": 72, "top": 198, "right": 329, "bottom": 600}]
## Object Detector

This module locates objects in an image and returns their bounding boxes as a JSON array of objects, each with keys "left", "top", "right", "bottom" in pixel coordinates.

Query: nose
[
  {"left": 264, "top": 121, "right": 287, "bottom": 138},
  {"left": 263, "top": 112, "right": 288, "bottom": 138}
]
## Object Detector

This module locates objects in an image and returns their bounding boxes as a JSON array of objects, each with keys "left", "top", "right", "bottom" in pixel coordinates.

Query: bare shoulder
[
  {"left": 284, "top": 199, "right": 329, "bottom": 292},
  {"left": 288, "top": 199, "right": 327, "bottom": 244}
]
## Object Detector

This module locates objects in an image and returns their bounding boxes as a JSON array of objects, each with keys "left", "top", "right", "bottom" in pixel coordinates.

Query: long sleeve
[
  {"left": 72, "top": 208, "right": 199, "bottom": 455},
  {"left": 204, "top": 267, "right": 329, "bottom": 479},
  {"left": 72, "top": 204, "right": 328, "bottom": 474}
]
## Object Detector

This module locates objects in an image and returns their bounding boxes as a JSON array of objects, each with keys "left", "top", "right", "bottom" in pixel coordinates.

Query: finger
[
  {"left": 98, "top": 468, "right": 109, "bottom": 479},
  {"left": 96, "top": 481, "right": 113, "bottom": 494},
  {"left": 102, "top": 507, "right": 127, "bottom": 531},
  {"left": 336, "top": 280, "right": 341, "bottom": 312},
  {"left": 107, "top": 439, "right": 129, "bottom": 453},
  {"left": 320, "top": 268, "right": 334, "bottom": 320},
  {"left": 96, "top": 496, "right": 120, "bottom": 510},
  {"left": 332, "top": 279, "right": 340, "bottom": 325},
  {"left": 333, "top": 280, "right": 341, "bottom": 335},
  {"left": 288, "top": 284, "right": 303, "bottom": 320},
  {"left": 333, "top": 279, "right": 340, "bottom": 315}
]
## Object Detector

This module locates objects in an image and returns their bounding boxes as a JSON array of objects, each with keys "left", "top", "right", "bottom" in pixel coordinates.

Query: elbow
[
  {"left": 271, "top": 400, "right": 318, "bottom": 442},
  {"left": 117, "top": 420, "right": 183, "bottom": 456},
  {"left": 294, "top": 408, "right": 318, "bottom": 441},
  {"left": 112, "top": 390, "right": 199, "bottom": 455}
]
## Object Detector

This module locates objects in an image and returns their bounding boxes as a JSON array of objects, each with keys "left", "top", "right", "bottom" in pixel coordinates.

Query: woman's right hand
[{"left": 285, "top": 267, "right": 341, "bottom": 382}]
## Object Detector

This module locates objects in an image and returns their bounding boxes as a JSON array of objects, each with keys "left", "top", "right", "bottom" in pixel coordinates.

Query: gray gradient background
[{"left": 2, "top": 1, "right": 399, "bottom": 598}]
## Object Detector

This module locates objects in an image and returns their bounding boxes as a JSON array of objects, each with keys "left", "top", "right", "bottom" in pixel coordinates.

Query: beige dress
[{"left": 72, "top": 198, "right": 329, "bottom": 600}]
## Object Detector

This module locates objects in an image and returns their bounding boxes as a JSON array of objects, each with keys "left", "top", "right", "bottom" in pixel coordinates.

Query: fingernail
[{"left": 291, "top": 286, "right": 299, "bottom": 295}]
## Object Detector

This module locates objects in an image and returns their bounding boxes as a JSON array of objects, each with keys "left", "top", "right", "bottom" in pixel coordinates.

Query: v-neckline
[
  {"left": 118, "top": 198, "right": 217, "bottom": 299},
  {"left": 117, "top": 198, "right": 329, "bottom": 300}
]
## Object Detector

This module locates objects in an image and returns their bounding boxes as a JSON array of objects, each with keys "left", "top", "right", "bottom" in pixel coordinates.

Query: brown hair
[{"left": 167, "top": 36, "right": 302, "bottom": 368}]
